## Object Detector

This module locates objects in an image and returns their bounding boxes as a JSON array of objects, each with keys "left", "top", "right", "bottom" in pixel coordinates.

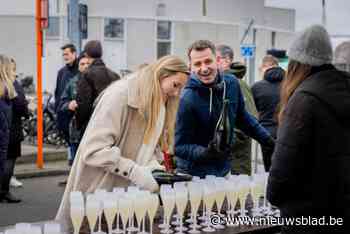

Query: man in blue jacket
[
  {"left": 54, "top": 44, "right": 78, "bottom": 185},
  {"left": 175, "top": 40, "right": 275, "bottom": 178}
]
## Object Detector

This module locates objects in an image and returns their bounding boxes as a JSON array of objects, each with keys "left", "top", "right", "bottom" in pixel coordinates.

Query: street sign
[{"left": 240, "top": 44, "right": 256, "bottom": 58}]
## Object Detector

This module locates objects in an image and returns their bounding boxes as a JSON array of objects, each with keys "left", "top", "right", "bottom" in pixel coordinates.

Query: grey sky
[{"left": 265, "top": 0, "right": 350, "bottom": 36}]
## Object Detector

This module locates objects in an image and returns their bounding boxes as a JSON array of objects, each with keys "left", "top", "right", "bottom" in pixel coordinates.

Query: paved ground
[{"left": 0, "top": 175, "right": 67, "bottom": 229}]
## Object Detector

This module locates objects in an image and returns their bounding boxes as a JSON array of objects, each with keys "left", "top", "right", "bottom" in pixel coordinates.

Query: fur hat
[
  {"left": 84, "top": 40, "right": 103, "bottom": 59},
  {"left": 287, "top": 25, "right": 333, "bottom": 66},
  {"left": 334, "top": 41, "right": 350, "bottom": 64}
]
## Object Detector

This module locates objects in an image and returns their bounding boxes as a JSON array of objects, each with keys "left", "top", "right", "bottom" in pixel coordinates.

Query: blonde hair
[
  {"left": 0, "top": 54, "right": 17, "bottom": 99},
  {"left": 136, "top": 55, "right": 189, "bottom": 153}
]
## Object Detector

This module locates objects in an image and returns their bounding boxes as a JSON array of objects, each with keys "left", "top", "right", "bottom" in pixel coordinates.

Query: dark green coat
[
  {"left": 59, "top": 74, "right": 81, "bottom": 144},
  {"left": 224, "top": 68, "right": 258, "bottom": 175}
]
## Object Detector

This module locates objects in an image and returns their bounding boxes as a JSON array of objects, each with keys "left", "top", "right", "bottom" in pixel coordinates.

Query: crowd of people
[{"left": 1, "top": 24, "right": 350, "bottom": 233}]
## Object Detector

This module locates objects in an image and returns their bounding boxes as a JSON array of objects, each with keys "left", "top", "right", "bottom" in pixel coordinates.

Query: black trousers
[
  {"left": 1, "top": 158, "right": 16, "bottom": 194},
  {"left": 1, "top": 140, "right": 21, "bottom": 195}
]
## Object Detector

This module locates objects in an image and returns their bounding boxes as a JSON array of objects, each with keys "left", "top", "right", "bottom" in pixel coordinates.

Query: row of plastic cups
[{"left": 3, "top": 222, "right": 61, "bottom": 234}]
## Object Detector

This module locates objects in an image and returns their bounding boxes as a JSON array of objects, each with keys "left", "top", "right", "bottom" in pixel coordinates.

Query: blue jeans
[{"left": 68, "top": 143, "right": 79, "bottom": 166}]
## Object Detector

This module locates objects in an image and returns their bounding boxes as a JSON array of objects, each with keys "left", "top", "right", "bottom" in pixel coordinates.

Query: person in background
[
  {"left": 175, "top": 40, "right": 275, "bottom": 178},
  {"left": 75, "top": 40, "right": 120, "bottom": 137},
  {"left": 216, "top": 44, "right": 258, "bottom": 175},
  {"left": 267, "top": 25, "right": 350, "bottom": 234},
  {"left": 0, "top": 55, "right": 17, "bottom": 203},
  {"left": 334, "top": 40, "right": 350, "bottom": 73},
  {"left": 56, "top": 55, "right": 189, "bottom": 233},
  {"left": 9, "top": 59, "right": 27, "bottom": 188},
  {"left": 1, "top": 58, "right": 29, "bottom": 201},
  {"left": 58, "top": 53, "right": 91, "bottom": 166},
  {"left": 266, "top": 49, "right": 289, "bottom": 70},
  {"left": 251, "top": 55, "right": 284, "bottom": 171},
  {"left": 54, "top": 43, "right": 78, "bottom": 184}
]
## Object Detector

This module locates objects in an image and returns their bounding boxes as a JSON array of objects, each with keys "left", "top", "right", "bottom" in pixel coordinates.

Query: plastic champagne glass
[
  {"left": 126, "top": 190, "right": 138, "bottom": 232},
  {"left": 147, "top": 194, "right": 160, "bottom": 234},
  {"left": 159, "top": 185, "right": 172, "bottom": 229},
  {"left": 174, "top": 187, "right": 188, "bottom": 234},
  {"left": 4, "top": 230, "right": 17, "bottom": 234},
  {"left": 70, "top": 205, "right": 85, "bottom": 234},
  {"left": 30, "top": 226, "right": 42, "bottom": 234},
  {"left": 187, "top": 183, "right": 202, "bottom": 234},
  {"left": 118, "top": 196, "right": 132, "bottom": 234},
  {"left": 15, "top": 223, "right": 31, "bottom": 234},
  {"left": 160, "top": 188, "right": 176, "bottom": 234},
  {"left": 212, "top": 178, "right": 226, "bottom": 229},
  {"left": 86, "top": 194, "right": 100, "bottom": 234},
  {"left": 103, "top": 199, "right": 118, "bottom": 234},
  {"left": 134, "top": 193, "right": 148, "bottom": 233},
  {"left": 172, "top": 182, "right": 186, "bottom": 226},
  {"left": 95, "top": 190, "right": 108, "bottom": 234},
  {"left": 201, "top": 182, "right": 216, "bottom": 232},
  {"left": 43, "top": 223, "right": 61, "bottom": 234},
  {"left": 237, "top": 177, "right": 250, "bottom": 217}
]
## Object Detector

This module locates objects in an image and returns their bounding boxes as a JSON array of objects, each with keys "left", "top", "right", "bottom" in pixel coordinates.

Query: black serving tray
[{"left": 152, "top": 170, "right": 192, "bottom": 185}]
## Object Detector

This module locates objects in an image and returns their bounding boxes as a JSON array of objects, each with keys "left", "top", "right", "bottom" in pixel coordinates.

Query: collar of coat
[{"left": 127, "top": 73, "right": 141, "bottom": 109}]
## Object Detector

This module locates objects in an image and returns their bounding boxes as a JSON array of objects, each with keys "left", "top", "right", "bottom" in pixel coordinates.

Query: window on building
[
  {"left": 271, "top": 31, "right": 276, "bottom": 48},
  {"left": 157, "top": 21, "right": 172, "bottom": 58},
  {"left": 104, "top": 18, "right": 124, "bottom": 39},
  {"left": 46, "top": 16, "right": 60, "bottom": 37},
  {"left": 156, "top": 3, "right": 166, "bottom": 17}
]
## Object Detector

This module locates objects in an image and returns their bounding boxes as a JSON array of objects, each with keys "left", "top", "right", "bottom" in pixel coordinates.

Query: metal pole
[
  {"left": 68, "top": 0, "right": 81, "bottom": 53},
  {"left": 202, "top": 0, "right": 207, "bottom": 16},
  {"left": 36, "top": 0, "right": 44, "bottom": 168},
  {"left": 322, "top": 0, "right": 327, "bottom": 27},
  {"left": 250, "top": 28, "right": 258, "bottom": 173},
  {"left": 248, "top": 28, "right": 256, "bottom": 86}
]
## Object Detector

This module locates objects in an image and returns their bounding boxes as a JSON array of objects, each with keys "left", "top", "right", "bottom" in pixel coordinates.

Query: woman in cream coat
[{"left": 56, "top": 55, "right": 189, "bottom": 233}]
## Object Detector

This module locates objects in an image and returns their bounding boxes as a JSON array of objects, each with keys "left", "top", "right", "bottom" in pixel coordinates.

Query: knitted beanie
[{"left": 288, "top": 25, "right": 333, "bottom": 66}]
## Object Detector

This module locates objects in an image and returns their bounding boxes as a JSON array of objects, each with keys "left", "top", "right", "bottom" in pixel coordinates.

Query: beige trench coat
[{"left": 55, "top": 76, "right": 163, "bottom": 233}]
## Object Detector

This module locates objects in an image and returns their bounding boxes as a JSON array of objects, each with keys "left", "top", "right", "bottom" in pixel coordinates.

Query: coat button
[
  {"left": 123, "top": 171, "right": 128, "bottom": 176},
  {"left": 115, "top": 168, "right": 119, "bottom": 173}
]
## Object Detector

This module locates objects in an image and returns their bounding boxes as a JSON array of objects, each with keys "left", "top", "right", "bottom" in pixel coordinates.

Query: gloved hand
[
  {"left": 129, "top": 165, "right": 159, "bottom": 192},
  {"left": 147, "top": 159, "right": 166, "bottom": 172},
  {"left": 197, "top": 141, "right": 231, "bottom": 163},
  {"left": 263, "top": 136, "right": 276, "bottom": 158}
]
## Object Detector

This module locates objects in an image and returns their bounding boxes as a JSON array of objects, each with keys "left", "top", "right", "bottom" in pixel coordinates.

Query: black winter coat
[
  {"left": 0, "top": 96, "right": 12, "bottom": 173},
  {"left": 75, "top": 59, "right": 120, "bottom": 133},
  {"left": 251, "top": 66, "right": 284, "bottom": 137},
  {"left": 8, "top": 80, "right": 29, "bottom": 158},
  {"left": 267, "top": 65, "right": 350, "bottom": 234}
]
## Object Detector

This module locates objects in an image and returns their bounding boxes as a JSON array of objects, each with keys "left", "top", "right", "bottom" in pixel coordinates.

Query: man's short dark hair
[
  {"left": 61, "top": 43, "right": 76, "bottom": 53},
  {"left": 216, "top": 44, "right": 234, "bottom": 61},
  {"left": 77, "top": 52, "right": 87, "bottom": 63},
  {"left": 187, "top": 40, "right": 216, "bottom": 60}
]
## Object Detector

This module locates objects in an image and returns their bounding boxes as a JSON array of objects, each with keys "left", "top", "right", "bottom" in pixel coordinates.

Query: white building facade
[{"left": 0, "top": 0, "right": 295, "bottom": 92}]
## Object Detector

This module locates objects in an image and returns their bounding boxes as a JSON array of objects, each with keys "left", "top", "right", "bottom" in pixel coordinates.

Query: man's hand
[
  {"left": 68, "top": 100, "right": 78, "bottom": 111},
  {"left": 263, "top": 136, "right": 276, "bottom": 155}
]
